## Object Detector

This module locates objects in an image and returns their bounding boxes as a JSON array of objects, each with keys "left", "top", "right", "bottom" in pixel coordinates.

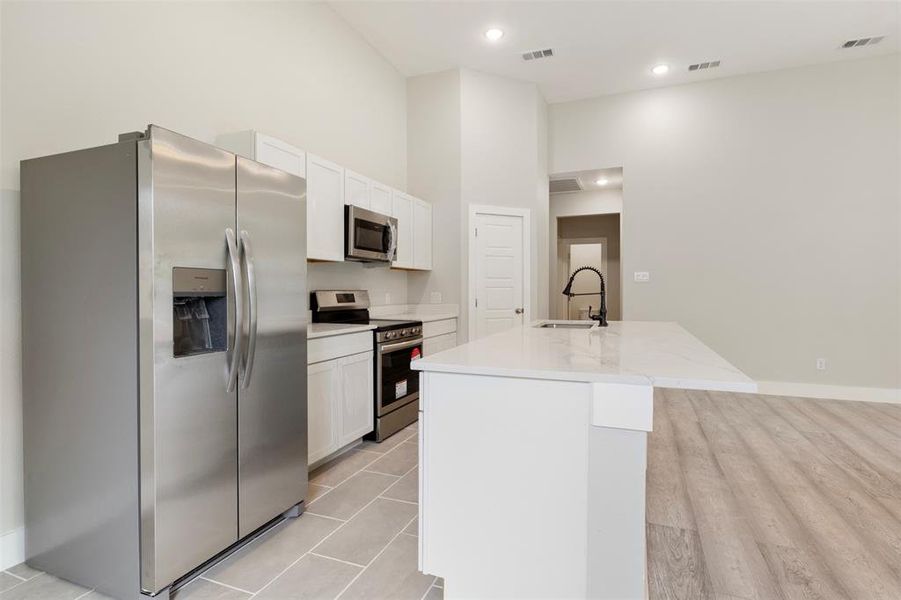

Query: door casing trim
[{"left": 467, "top": 204, "right": 532, "bottom": 342}]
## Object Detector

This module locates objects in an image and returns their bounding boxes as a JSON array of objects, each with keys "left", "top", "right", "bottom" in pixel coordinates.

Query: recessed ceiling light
[
  {"left": 485, "top": 28, "right": 504, "bottom": 42},
  {"left": 595, "top": 178, "right": 609, "bottom": 186},
  {"left": 651, "top": 64, "right": 670, "bottom": 76}
]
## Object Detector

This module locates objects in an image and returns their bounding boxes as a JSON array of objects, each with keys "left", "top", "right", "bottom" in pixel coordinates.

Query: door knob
[{"left": 515, "top": 308, "right": 524, "bottom": 314}]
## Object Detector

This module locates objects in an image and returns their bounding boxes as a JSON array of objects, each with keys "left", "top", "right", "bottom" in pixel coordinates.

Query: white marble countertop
[
  {"left": 308, "top": 322, "right": 376, "bottom": 339},
  {"left": 412, "top": 320, "right": 756, "bottom": 393}
]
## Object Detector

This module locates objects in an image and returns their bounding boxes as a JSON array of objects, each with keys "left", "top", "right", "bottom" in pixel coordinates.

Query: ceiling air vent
[
  {"left": 841, "top": 36, "right": 885, "bottom": 48},
  {"left": 688, "top": 60, "right": 721, "bottom": 72},
  {"left": 522, "top": 48, "right": 554, "bottom": 62},
  {"left": 549, "top": 178, "right": 582, "bottom": 194}
]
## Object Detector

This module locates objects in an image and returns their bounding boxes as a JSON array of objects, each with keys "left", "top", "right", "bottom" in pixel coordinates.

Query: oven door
[
  {"left": 345, "top": 205, "right": 397, "bottom": 262},
  {"left": 376, "top": 337, "right": 423, "bottom": 416}
]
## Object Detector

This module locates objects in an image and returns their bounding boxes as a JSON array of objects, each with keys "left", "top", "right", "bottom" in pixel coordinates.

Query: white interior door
[{"left": 473, "top": 213, "right": 524, "bottom": 339}]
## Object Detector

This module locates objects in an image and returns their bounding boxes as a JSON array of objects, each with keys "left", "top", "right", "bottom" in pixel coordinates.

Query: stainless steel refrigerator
[{"left": 21, "top": 125, "right": 308, "bottom": 599}]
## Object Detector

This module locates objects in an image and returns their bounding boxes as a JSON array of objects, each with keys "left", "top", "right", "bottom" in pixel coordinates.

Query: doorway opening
[{"left": 549, "top": 167, "right": 623, "bottom": 321}]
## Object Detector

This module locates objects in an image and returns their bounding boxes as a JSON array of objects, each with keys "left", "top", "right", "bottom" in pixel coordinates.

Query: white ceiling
[{"left": 330, "top": 1, "right": 899, "bottom": 103}]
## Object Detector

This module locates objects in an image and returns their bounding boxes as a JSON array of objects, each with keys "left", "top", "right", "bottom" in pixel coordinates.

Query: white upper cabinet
[
  {"left": 306, "top": 154, "right": 345, "bottom": 262},
  {"left": 370, "top": 182, "right": 393, "bottom": 216},
  {"left": 392, "top": 190, "right": 414, "bottom": 269},
  {"left": 217, "top": 131, "right": 430, "bottom": 268},
  {"left": 216, "top": 131, "right": 305, "bottom": 178},
  {"left": 344, "top": 170, "right": 371, "bottom": 209},
  {"left": 413, "top": 197, "right": 433, "bottom": 270}
]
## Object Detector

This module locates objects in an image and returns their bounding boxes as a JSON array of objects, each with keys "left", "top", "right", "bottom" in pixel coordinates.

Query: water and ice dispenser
[{"left": 172, "top": 267, "right": 228, "bottom": 357}]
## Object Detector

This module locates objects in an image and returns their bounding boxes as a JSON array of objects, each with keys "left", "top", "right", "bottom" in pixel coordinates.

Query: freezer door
[
  {"left": 236, "top": 157, "right": 308, "bottom": 537},
  {"left": 140, "top": 127, "right": 239, "bottom": 593}
]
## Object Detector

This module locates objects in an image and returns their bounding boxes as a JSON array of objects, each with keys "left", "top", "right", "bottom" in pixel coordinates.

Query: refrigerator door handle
[
  {"left": 226, "top": 228, "right": 244, "bottom": 393},
  {"left": 239, "top": 230, "right": 258, "bottom": 390}
]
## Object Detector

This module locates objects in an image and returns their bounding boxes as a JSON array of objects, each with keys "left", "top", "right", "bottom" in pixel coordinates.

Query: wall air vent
[
  {"left": 841, "top": 36, "right": 885, "bottom": 48},
  {"left": 688, "top": 60, "right": 721, "bottom": 72},
  {"left": 549, "top": 178, "right": 582, "bottom": 194},
  {"left": 522, "top": 48, "right": 554, "bottom": 62}
]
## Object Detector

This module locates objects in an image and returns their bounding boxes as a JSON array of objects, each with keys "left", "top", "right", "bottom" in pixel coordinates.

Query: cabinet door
[
  {"left": 413, "top": 198, "right": 432, "bottom": 270},
  {"left": 392, "top": 191, "right": 414, "bottom": 268},
  {"left": 423, "top": 332, "right": 457, "bottom": 356},
  {"left": 306, "top": 154, "right": 345, "bottom": 262},
  {"left": 255, "top": 133, "right": 306, "bottom": 178},
  {"left": 370, "top": 182, "right": 393, "bottom": 215},
  {"left": 308, "top": 359, "right": 341, "bottom": 465},
  {"left": 338, "top": 352, "right": 374, "bottom": 446},
  {"left": 344, "top": 170, "right": 371, "bottom": 209}
]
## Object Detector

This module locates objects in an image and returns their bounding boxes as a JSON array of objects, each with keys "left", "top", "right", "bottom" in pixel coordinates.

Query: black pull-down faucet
[{"left": 561, "top": 266, "right": 608, "bottom": 327}]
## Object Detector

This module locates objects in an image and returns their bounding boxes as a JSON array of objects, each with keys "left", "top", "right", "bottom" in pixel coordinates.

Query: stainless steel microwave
[{"left": 345, "top": 205, "right": 397, "bottom": 263}]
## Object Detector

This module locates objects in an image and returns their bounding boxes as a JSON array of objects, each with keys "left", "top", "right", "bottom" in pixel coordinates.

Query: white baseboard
[
  {"left": 0, "top": 527, "right": 24, "bottom": 571},
  {"left": 756, "top": 381, "right": 901, "bottom": 404}
]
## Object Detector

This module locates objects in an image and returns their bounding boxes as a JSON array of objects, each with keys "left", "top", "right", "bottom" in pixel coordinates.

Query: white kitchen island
[{"left": 412, "top": 320, "right": 756, "bottom": 600}]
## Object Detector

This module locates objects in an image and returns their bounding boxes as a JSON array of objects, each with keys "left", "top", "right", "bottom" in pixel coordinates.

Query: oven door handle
[{"left": 379, "top": 337, "right": 423, "bottom": 354}]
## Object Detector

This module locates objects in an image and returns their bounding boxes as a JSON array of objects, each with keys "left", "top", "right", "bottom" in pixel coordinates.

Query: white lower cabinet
[
  {"left": 308, "top": 350, "right": 374, "bottom": 465},
  {"left": 307, "top": 360, "right": 341, "bottom": 465},
  {"left": 338, "top": 352, "right": 374, "bottom": 444},
  {"left": 423, "top": 332, "right": 457, "bottom": 356}
]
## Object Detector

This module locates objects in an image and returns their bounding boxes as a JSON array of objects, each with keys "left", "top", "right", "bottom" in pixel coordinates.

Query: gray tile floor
[{"left": 0, "top": 423, "right": 443, "bottom": 600}]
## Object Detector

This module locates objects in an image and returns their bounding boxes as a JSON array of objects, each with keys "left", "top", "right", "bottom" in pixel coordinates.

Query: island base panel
[{"left": 419, "top": 371, "right": 650, "bottom": 599}]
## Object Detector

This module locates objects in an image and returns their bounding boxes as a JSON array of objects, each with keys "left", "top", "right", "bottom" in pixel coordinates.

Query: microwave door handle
[
  {"left": 225, "top": 228, "right": 244, "bottom": 393},
  {"left": 388, "top": 221, "right": 398, "bottom": 261},
  {"left": 239, "top": 230, "right": 258, "bottom": 390}
]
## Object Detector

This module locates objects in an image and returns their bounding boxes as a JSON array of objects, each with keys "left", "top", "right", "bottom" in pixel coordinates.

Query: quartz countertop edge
[
  {"left": 308, "top": 323, "right": 377, "bottom": 339},
  {"left": 411, "top": 320, "right": 757, "bottom": 393}
]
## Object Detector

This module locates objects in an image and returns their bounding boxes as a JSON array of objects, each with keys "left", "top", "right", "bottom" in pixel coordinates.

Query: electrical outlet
[
  {"left": 816, "top": 358, "right": 827, "bottom": 371},
  {"left": 634, "top": 271, "right": 650, "bottom": 282},
  {"left": 430, "top": 291, "right": 443, "bottom": 304},
  {"left": 384, "top": 292, "right": 392, "bottom": 305}
]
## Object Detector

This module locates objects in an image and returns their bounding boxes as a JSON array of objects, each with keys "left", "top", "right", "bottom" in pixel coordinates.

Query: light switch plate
[
  {"left": 430, "top": 291, "right": 443, "bottom": 304},
  {"left": 634, "top": 271, "right": 650, "bottom": 282}
]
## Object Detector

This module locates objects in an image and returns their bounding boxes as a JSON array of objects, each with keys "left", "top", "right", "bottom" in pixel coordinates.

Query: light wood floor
[{"left": 647, "top": 389, "right": 901, "bottom": 600}]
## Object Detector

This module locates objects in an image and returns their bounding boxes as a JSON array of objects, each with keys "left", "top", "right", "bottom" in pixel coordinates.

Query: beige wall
[
  {"left": 407, "top": 68, "right": 549, "bottom": 340},
  {"left": 406, "top": 70, "right": 462, "bottom": 309},
  {"left": 550, "top": 55, "right": 900, "bottom": 389},
  {"left": 460, "top": 69, "right": 549, "bottom": 338},
  {"left": 0, "top": 0, "right": 408, "bottom": 551},
  {"left": 557, "top": 214, "right": 622, "bottom": 321}
]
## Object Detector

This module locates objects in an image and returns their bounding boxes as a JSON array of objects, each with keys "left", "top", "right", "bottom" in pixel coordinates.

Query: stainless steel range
[{"left": 311, "top": 290, "right": 422, "bottom": 441}]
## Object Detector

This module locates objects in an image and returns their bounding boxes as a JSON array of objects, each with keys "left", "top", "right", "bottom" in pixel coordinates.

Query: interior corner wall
[
  {"left": 406, "top": 68, "right": 549, "bottom": 342},
  {"left": 459, "top": 69, "right": 549, "bottom": 340},
  {"left": 549, "top": 54, "right": 901, "bottom": 390},
  {"left": 406, "top": 70, "right": 462, "bottom": 310},
  {"left": 0, "top": 0, "right": 408, "bottom": 562}
]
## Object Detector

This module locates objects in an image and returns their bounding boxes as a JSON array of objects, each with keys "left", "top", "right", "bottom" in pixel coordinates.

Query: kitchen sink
[{"left": 536, "top": 322, "right": 596, "bottom": 329}]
